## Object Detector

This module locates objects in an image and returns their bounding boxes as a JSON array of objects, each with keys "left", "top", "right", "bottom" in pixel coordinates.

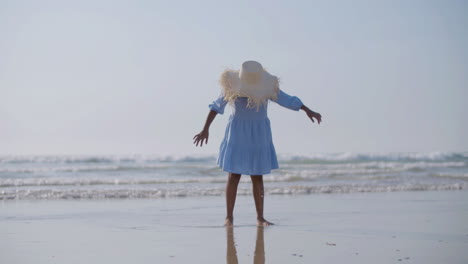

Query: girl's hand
[
  {"left": 193, "top": 129, "right": 209, "bottom": 147},
  {"left": 300, "top": 105, "right": 321, "bottom": 124},
  {"left": 306, "top": 109, "right": 322, "bottom": 124}
]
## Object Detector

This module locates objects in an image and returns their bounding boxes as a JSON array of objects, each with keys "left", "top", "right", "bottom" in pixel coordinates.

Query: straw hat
[{"left": 220, "top": 61, "right": 279, "bottom": 110}]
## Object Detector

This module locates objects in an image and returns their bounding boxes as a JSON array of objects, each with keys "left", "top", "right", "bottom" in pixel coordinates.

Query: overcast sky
[{"left": 1, "top": 0, "right": 467, "bottom": 156}]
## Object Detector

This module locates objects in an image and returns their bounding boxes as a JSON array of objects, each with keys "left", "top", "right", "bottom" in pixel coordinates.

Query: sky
[{"left": 1, "top": 0, "right": 467, "bottom": 156}]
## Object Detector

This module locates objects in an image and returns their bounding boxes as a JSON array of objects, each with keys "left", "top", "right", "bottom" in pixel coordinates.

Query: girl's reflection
[
  {"left": 253, "top": 228, "right": 265, "bottom": 264},
  {"left": 226, "top": 227, "right": 265, "bottom": 264},
  {"left": 226, "top": 228, "right": 239, "bottom": 264}
]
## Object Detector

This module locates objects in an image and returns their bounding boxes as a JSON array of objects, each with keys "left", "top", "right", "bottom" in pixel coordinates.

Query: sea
[{"left": 1, "top": 152, "right": 467, "bottom": 200}]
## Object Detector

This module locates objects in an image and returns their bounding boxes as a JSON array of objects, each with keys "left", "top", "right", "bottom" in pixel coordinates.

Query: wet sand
[{"left": 1, "top": 190, "right": 468, "bottom": 263}]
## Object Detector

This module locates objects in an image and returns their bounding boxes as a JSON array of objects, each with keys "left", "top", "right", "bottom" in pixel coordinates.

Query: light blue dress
[{"left": 209, "top": 90, "right": 303, "bottom": 175}]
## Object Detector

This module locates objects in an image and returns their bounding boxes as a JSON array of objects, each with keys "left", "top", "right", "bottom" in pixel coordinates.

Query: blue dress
[{"left": 209, "top": 90, "right": 303, "bottom": 175}]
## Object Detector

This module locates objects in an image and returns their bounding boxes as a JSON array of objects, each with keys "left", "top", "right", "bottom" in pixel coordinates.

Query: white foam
[
  {"left": 1, "top": 152, "right": 467, "bottom": 165},
  {"left": 1, "top": 183, "right": 466, "bottom": 200},
  {"left": 278, "top": 152, "right": 468, "bottom": 162},
  {"left": 0, "top": 154, "right": 217, "bottom": 164}
]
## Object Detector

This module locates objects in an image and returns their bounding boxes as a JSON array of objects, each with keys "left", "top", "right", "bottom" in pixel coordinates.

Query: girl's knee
[
  {"left": 228, "top": 173, "right": 241, "bottom": 183},
  {"left": 250, "top": 175, "right": 263, "bottom": 184}
]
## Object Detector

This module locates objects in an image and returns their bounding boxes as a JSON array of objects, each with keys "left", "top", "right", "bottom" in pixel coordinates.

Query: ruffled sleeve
[
  {"left": 208, "top": 94, "right": 228, "bottom": 114},
  {"left": 272, "top": 90, "right": 303, "bottom": 111}
]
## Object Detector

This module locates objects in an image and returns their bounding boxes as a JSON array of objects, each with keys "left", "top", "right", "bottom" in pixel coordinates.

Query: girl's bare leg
[
  {"left": 251, "top": 175, "right": 274, "bottom": 226},
  {"left": 225, "top": 173, "right": 241, "bottom": 226}
]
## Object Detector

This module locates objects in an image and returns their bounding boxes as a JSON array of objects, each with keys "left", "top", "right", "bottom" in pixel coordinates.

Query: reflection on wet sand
[
  {"left": 226, "top": 227, "right": 265, "bottom": 264},
  {"left": 226, "top": 228, "right": 238, "bottom": 264},
  {"left": 254, "top": 227, "right": 265, "bottom": 264}
]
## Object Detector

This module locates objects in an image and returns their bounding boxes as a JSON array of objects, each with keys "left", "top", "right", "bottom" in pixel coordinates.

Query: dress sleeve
[
  {"left": 208, "top": 94, "right": 228, "bottom": 114},
  {"left": 272, "top": 90, "right": 303, "bottom": 111}
]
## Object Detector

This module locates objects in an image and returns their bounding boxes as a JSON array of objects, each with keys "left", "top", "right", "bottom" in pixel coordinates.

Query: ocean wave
[
  {"left": 2, "top": 162, "right": 467, "bottom": 187},
  {"left": 281, "top": 161, "right": 467, "bottom": 174},
  {"left": 0, "top": 174, "right": 348, "bottom": 187},
  {"left": 0, "top": 177, "right": 227, "bottom": 187},
  {"left": 1, "top": 183, "right": 466, "bottom": 200},
  {"left": 1, "top": 160, "right": 464, "bottom": 176},
  {"left": 1, "top": 152, "right": 466, "bottom": 165},
  {"left": 0, "top": 164, "right": 217, "bottom": 174},
  {"left": 0, "top": 154, "right": 217, "bottom": 165},
  {"left": 430, "top": 173, "right": 468, "bottom": 180},
  {"left": 1, "top": 152, "right": 466, "bottom": 200},
  {"left": 278, "top": 152, "right": 468, "bottom": 163}
]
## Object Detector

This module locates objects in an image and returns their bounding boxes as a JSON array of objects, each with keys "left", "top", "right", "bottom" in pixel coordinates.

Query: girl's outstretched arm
[
  {"left": 273, "top": 90, "right": 322, "bottom": 124},
  {"left": 193, "top": 110, "right": 218, "bottom": 147},
  {"left": 300, "top": 105, "right": 322, "bottom": 124}
]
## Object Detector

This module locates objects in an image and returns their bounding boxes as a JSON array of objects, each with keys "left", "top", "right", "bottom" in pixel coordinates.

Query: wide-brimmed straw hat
[{"left": 220, "top": 61, "right": 279, "bottom": 110}]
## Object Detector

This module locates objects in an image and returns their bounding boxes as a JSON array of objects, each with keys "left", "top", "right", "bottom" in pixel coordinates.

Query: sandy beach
[{"left": 1, "top": 190, "right": 467, "bottom": 264}]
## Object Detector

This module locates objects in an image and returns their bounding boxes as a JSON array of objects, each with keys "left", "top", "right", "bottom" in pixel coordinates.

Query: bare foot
[
  {"left": 257, "top": 218, "right": 274, "bottom": 227},
  {"left": 224, "top": 217, "right": 234, "bottom": 227}
]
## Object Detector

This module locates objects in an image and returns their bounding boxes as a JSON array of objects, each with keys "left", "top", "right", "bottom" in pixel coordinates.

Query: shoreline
[{"left": 2, "top": 183, "right": 467, "bottom": 201}]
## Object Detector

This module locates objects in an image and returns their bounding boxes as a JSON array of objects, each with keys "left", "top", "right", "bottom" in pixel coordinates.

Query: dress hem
[{"left": 219, "top": 165, "right": 279, "bottom": 176}]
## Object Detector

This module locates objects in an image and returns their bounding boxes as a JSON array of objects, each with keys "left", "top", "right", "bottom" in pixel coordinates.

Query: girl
[{"left": 193, "top": 61, "right": 322, "bottom": 227}]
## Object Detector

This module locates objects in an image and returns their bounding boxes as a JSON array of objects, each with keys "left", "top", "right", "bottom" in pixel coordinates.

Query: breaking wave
[
  {"left": 1, "top": 152, "right": 467, "bottom": 200},
  {"left": 1, "top": 183, "right": 465, "bottom": 200}
]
